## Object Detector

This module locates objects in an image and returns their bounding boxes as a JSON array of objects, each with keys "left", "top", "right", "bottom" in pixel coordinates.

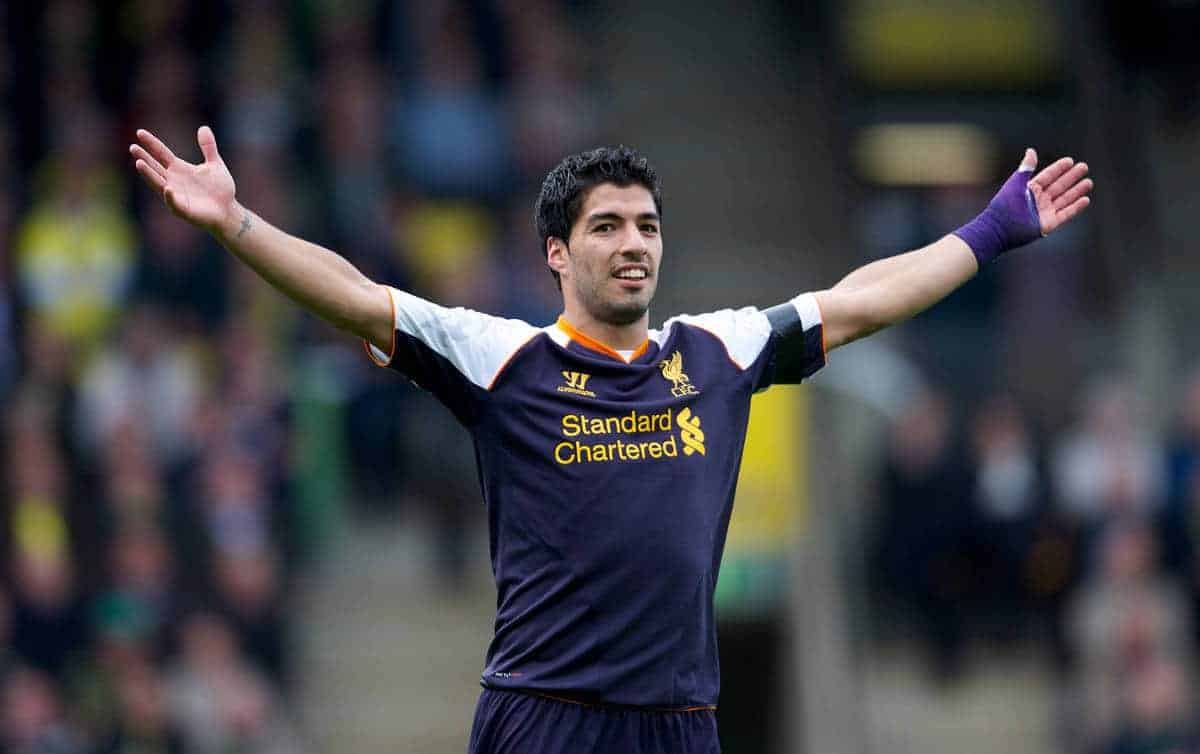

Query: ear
[{"left": 547, "top": 236, "right": 570, "bottom": 278}]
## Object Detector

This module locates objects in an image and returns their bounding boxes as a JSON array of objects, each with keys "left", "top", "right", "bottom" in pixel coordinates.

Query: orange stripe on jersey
[
  {"left": 486, "top": 330, "right": 542, "bottom": 390},
  {"left": 363, "top": 286, "right": 398, "bottom": 367},
  {"left": 555, "top": 316, "right": 648, "bottom": 364}
]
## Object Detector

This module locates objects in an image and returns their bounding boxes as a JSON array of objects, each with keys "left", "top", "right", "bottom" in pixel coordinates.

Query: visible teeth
[{"left": 615, "top": 269, "right": 647, "bottom": 280}]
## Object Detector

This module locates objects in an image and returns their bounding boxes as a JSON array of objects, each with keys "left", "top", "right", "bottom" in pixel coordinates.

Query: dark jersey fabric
[{"left": 367, "top": 288, "right": 824, "bottom": 709}]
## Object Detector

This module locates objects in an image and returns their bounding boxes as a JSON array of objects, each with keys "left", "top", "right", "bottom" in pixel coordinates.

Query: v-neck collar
[{"left": 555, "top": 316, "right": 649, "bottom": 364}]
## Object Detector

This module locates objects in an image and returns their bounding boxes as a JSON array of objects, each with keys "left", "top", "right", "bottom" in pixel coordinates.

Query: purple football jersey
[{"left": 366, "top": 287, "right": 824, "bottom": 708}]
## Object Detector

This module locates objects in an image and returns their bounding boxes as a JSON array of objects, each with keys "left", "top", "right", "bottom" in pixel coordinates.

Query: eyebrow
[{"left": 586, "top": 211, "right": 661, "bottom": 224}]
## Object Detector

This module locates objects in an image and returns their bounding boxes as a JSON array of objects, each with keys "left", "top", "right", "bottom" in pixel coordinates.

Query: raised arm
[
  {"left": 815, "top": 148, "right": 1092, "bottom": 350},
  {"left": 129, "top": 126, "right": 393, "bottom": 350}
]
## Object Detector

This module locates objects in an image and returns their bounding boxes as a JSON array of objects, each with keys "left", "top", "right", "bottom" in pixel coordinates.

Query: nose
[{"left": 620, "top": 226, "right": 648, "bottom": 257}]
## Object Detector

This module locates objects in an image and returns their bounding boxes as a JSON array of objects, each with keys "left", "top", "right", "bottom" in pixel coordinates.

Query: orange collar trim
[{"left": 555, "top": 316, "right": 649, "bottom": 363}]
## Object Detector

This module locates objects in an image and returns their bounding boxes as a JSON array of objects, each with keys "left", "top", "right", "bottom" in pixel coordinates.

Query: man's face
[{"left": 552, "top": 182, "right": 662, "bottom": 326}]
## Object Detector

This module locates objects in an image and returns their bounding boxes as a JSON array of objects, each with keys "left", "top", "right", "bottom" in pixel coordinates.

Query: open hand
[
  {"left": 1020, "top": 148, "right": 1093, "bottom": 235},
  {"left": 130, "top": 126, "right": 237, "bottom": 234}
]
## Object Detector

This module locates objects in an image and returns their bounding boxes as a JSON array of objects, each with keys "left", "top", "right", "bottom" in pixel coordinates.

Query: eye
[
  {"left": 640, "top": 224, "right": 659, "bottom": 234},
  {"left": 594, "top": 223, "right": 614, "bottom": 233}
]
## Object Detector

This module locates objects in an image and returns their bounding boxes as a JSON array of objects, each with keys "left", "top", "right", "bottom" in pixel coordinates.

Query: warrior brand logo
[
  {"left": 660, "top": 351, "right": 699, "bottom": 397},
  {"left": 676, "top": 407, "right": 706, "bottom": 456},
  {"left": 558, "top": 370, "right": 596, "bottom": 398}
]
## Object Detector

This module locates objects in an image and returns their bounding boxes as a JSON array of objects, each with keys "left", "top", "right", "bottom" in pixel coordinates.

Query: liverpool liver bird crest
[{"left": 659, "top": 351, "right": 699, "bottom": 397}]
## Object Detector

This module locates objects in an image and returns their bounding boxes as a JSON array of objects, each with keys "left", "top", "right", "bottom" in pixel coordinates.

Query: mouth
[{"left": 611, "top": 263, "right": 650, "bottom": 288}]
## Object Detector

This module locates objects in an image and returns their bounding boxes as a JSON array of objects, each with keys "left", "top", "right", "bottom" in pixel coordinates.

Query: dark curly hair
[{"left": 535, "top": 146, "right": 663, "bottom": 287}]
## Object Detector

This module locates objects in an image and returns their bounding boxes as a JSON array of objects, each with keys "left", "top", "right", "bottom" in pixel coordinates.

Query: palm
[
  {"left": 130, "top": 127, "right": 236, "bottom": 231},
  {"left": 1023, "top": 149, "right": 1093, "bottom": 235}
]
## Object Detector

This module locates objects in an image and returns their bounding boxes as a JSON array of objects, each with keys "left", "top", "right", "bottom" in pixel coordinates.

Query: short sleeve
[{"left": 364, "top": 286, "right": 539, "bottom": 425}]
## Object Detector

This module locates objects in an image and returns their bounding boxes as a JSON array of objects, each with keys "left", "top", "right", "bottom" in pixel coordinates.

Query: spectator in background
[
  {"left": 221, "top": 4, "right": 300, "bottom": 157},
  {"left": 1103, "top": 655, "right": 1199, "bottom": 754},
  {"left": 211, "top": 324, "right": 290, "bottom": 481},
  {"left": 873, "top": 389, "right": 975, "bottom": 682},
  {"left": 15, "top": 105, "right": 137, "bottom": 364},
  {"left": 199, "top": 450, "right": 277, "bottom": 566},
  {"left": 1066, "top": 520, "right": 1193, "bottom": 750},
  {"left": 96, "top": 525, "right": 179, "bottom": 658},
  {"left": 166, "top": 612, "right": 299, "bottom": 754},
  {"left": 500, "top": 0, "right": 597, "bottom": 179},
  {"left": 1053, "top": 376, "right": 1165, "bottom": 527},
  {"left": 211, "top": 549, "right": 288, "bottom": 686},
  {"left": 127, "top": 43, "right": 206, "bottom": 174},
  {"left": 100, "top": 431, "right": 169, "bottom": 536},
  {"left": 11, "top": 325, "right": 77, "bottom": 459},
  {"left": 75, "top": 303, "right": 205, "bottom": 470},
  {"left": 133, "top": 203, "right": 228, "bottom": 336},
  {"left": 969, "top": 395, "right": 1048, "bottom": 638},
  {"left": 99, "top": 662, "right": 183, "bottom": 754},
  {"left": 0, "top": 666, "right": 82, "bottom": 754},
  {"left": 67, "top": 630, "right": 157, "bottom": 750},
  {"left": 317, "top": 48, "right": 392, "bottom": 260},
  {"left": 5, "top": 415, "right": 89, "bottom": 679},
  {"left": 397, "top": 1, "right": 512, "bottom": 197}
]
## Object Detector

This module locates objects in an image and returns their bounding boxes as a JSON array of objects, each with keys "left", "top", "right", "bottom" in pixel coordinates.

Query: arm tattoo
[{"left": 236, "top": 211, "right": 252, "bottom": 239}]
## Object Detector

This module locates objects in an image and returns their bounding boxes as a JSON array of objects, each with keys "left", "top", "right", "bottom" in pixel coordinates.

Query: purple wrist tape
[{"left": 953, "top": 167, "right": 1043, "bottom": 267}]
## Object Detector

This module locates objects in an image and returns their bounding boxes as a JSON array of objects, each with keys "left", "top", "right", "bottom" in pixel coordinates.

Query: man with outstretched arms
[{"left": 130, "top": 127, "right": 1092, "bottom": 754}]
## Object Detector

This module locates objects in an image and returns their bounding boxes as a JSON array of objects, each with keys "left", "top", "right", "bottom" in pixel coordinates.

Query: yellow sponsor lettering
[
  {"left": 662, "top": 434, "right": 678, "bottom": 457},
  {"left": 561, "top": 414, "right": 580, "bottom": 437},
  {"left": 555, "top": 442, "right": 574, "bottom": 464},
  {"left": 552, "top": 407, "right": 701, "bottom": 465}
]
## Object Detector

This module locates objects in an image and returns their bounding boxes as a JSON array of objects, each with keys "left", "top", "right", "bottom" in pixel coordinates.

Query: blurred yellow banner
[
  {"left": 729, "top": 385, "right": 807, "bottom": 553},
  {"left": 844, "top": 0, "right": 1062, "bottom": 88}
]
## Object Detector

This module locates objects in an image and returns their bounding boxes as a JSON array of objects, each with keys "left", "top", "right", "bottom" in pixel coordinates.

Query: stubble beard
[{"left": 576, "top": 276, "right": 652, "bottom": 327}]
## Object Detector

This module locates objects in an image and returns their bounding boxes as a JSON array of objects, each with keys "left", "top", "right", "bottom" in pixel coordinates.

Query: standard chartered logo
[
  {"left": 676, "top": 407, "right": 706, "bottom": 456},
  {"left": 554, "top": 407, "right": 708, "bottom": 465}
]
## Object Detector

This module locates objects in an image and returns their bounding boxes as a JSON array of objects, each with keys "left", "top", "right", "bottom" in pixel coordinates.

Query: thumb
[
  {"left": 163, "top": 186, "right": 183, "bottom": 217},
  {"left": 197, "top": 125, "right": 222, "bottom": 164},
  {"left": 1019, "top": 147, "right": 1037, "bottom": 173}
]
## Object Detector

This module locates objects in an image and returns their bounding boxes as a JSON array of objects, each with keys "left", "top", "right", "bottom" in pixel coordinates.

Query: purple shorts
[{"left": 468, "top": 688, "right": 720, "bottom": 754}]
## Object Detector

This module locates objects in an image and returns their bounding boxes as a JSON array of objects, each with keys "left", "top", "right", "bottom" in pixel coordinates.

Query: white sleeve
[
  {"left": 662, "top": 306, "right": 775, "bottom": 371},
  {"left": 364, "top": 287, "right": 540, "bottom": 422}
]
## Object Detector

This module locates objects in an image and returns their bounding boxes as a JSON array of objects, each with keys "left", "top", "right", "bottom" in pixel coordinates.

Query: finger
[
  {"left": 135, "top": 160, "right": 168, "bottom": 192},
  {"left": 129, "top": 144, "right": 167, "bottom": 180},
  {"left": 1046, "top": 162, "right": 1089, "bottom": 199},
  {"left": 1019, "top": 147, "right": 1037, "bottom": 172},
  {"left": 136, "top": 128, "right": 178, "bottom": 168},
  {"left": 1031, "top": 157, "right": 1074, "bottom": 189},
  {"left": 1056, "top": 196, "right": 1091, "bottom": 225},
  {"left": 197, "top": 125, "right": 222, "bottom": 164},
  {"left": 1053, "top": 178, "right": 1093, "bottom": 210}
]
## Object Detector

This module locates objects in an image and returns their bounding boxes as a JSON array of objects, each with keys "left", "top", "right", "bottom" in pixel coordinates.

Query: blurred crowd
[
  {"left": 871, "top": 372, "right": 1200, "bottom": 754},
  {"left": 0, "top": 1, "right": 590, "bottom": 753}
]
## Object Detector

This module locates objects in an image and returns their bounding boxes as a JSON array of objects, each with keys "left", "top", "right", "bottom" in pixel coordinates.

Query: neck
[{"left": 560, "top": 303, "right": 649, "bottom": 350}]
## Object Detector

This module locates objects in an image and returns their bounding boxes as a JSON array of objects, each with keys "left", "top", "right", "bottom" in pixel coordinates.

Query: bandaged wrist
[{"left": 953, "top": 167, "right": 1042, "bottom": 267}]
